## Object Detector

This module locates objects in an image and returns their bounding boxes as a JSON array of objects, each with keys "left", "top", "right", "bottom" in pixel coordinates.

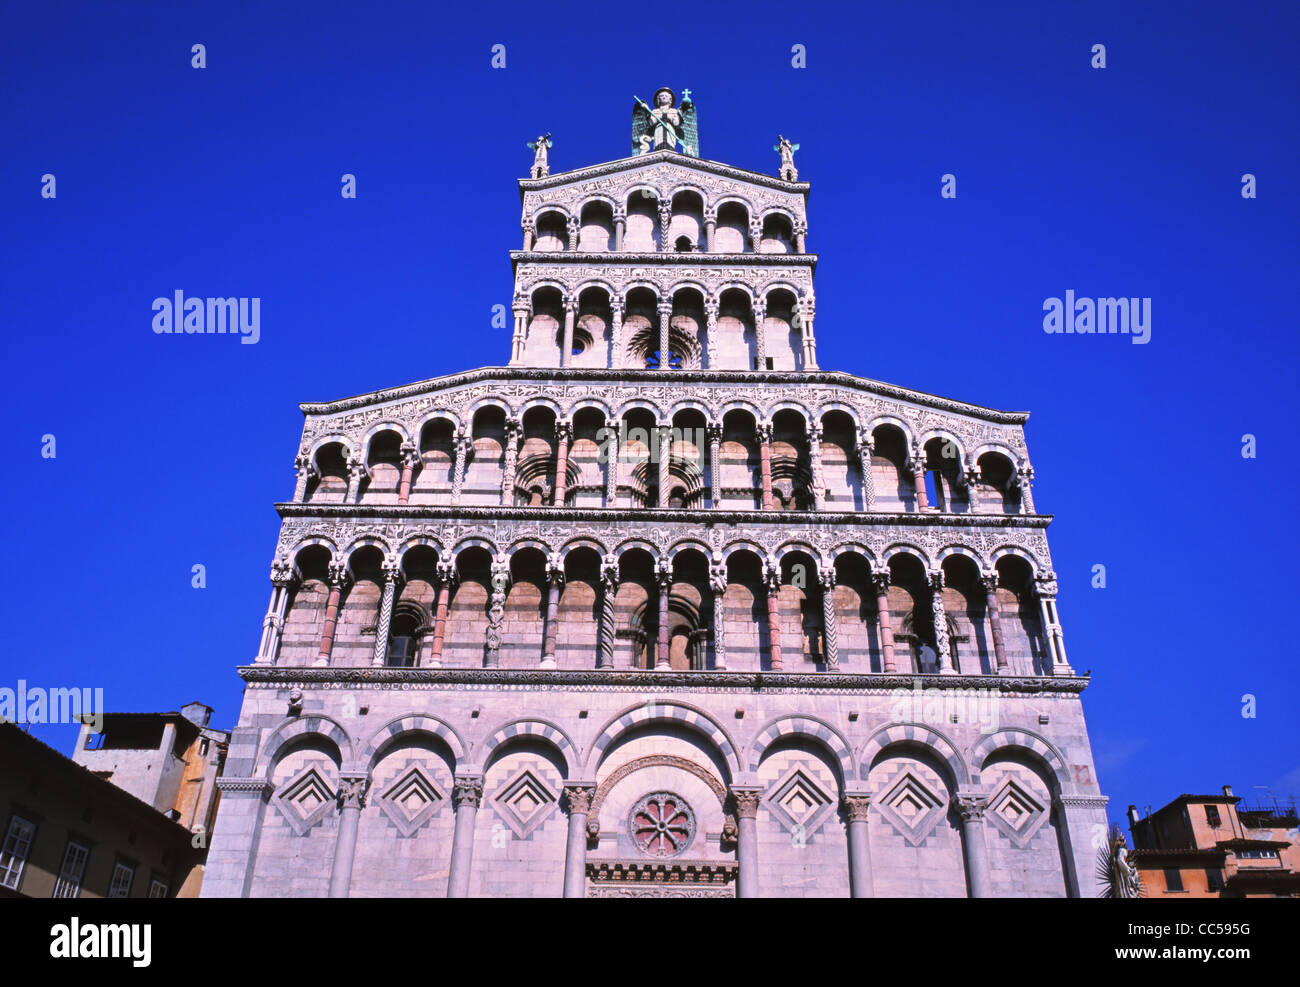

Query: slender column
[
  {"left": 911, "top": 444, "right": 929, "bottom": 511},
  {"left": 598, "top": 555, "right": 619, "bottom": 668},
  {"left": 819, "top": 569, "right": 838, "bottom": 670},
  {"left": 657, "top": 423, "right": 672, "bottom": 507},
  {"left": 793, "top": 219, "right": 807, "bottom": 254},
  {"left": 610, "top": 299, "right": 624, "bottom": 369},
  {"left": 753, "top": 300, "right": 768, "bottom": 368},
  {"left": 265, "top": 571, "right": 293, "bottom": 664},
  {"left": 1035, "top": 573, "right": 1072, "bottom": 675},
  {"left": 964, "top": 462, "right": 981, "bottom": 514},
  {"left": 655, "top": 559, "right": 671, "bottom": 670},
  {"left": 316, "top": 562, "right": 350, "bottom": 666},
  {"left": 808, "top": 424, "right": 825, "bottom": 510},
  {"left": 561, "top": 299, "right": 577, "bottom": 368},
  {"left": 982, "top": 571, "right": 1008, "bottom": 672},
  {"left": 707, "top": 422, "right": 724, "bottom": 508},
  {"left": 447, "top": 776, "right": 484, "bottom": 898},
  {"left": 565, "top": 215, "right": 579, "bottom": 252},
  {"left": 929, "top": 569, "right": 955, "bottom": 674},
  {"left": 370, "top": 559, "right": 401, "bottom": 667},
  {"left": 521, "top": 218, "right": 535, "bottom": 251},
  {"left": 500, "top": 417, "right": 520, "bottom": 506},
  {"left": 484, "top": 555, "right": 509, "bottom": 668},
  {"left": 843, "top": 794, "right": 874, "bottom": 897},
  {"left": 450, "top": 430, "right": 469, "bottom": 502},
  {"left": 703, "top": 214, "right": 716, "bottom": 252},
  {"left": 603, "top": 420, "right": 619, "bottom": 506},
  {"left": 327, "top": 776, "right": 369, "bottom": 898},
  {"left": 757, "top": 422, "right": 775, "bottom": 510},
  {"left": 541, "top": 552, "right": 563, "bottom": 669},
  {"left": 1017, "top": 465, "right": 1037, "bottom": 514},
  {"left": 856, "top": 430, "right": 876, "bottom": 510},
  {"left": 733, "top": 789, "right": 761, "bottom": 898},
  {"left": 562, "top": 784, "right": 595, "bottom": 898},
  {"left": 704, "top": 298, "right": 720, "bottom": 369},
  {"left": 748, "top": 219, "right": 762, "bottom": 253},
  {"left": 257, "top": 559, "right": 295, "bottom": 663},
  {"left": 428, "top": 553, "right": 454, "bottom": 667},
  {"left": 292, "top": 454, "right": 317, "bottom": 502},
  {"left": 510, "top": 299, "right": 529, "bottom": 364},
  {"left": 657, "top": 202, "right": 672, "bottom": 250},
  {"left": 955, "top": 793, "right": 992, "bottom": 898},
  {"left": 765, "top": 562, "right": 784, "bottom": 671},
  {"left": 612, "top": 209, "right": 626, "bottom": 252},
  {"left": 345, "top": 455, "right": 367, "bottom": 504},
  {"left": 657, "top": 300, "right": 673, "bottom": 370},
  {"left": 871, "top": 567, "right": 897, "bottom": 673},
  {"left": 800, "top": 295, "right": 817, "bottom": 369},
  {"left": 708, "top": 561, "right": 728, "bottom": 671},
  {"left": 553, "top": 420, "right": 571, "bottom": 506},
  {"left": 397, "top": 442, "right": 418, "bottom": 504}
]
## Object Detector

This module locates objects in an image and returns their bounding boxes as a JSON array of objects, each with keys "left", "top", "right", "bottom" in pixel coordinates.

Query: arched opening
[
  {"left": 533, "top": 210, "right": 568, "bottom": 252},
  {"left": 305, "top": 442, "right": 348, "bottom": 504},
  {"left": 578, "top": 200, "right": 613, "bottom": 251},
  {"left": 821, "top": 411, "right": 862, "bottom": 510},
  {"left": 771, "top": 408, "right": 813, "bottom": 511},
  {"left": 714, "top": 201, "right": 750, "bottom": 253},
  {"left": 624, "top": 191, "right": 660, "bottom": 251}
]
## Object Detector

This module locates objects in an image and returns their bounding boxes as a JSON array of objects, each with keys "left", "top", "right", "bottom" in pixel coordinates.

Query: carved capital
[
  {"left": 545, "top": 551, "right": 565, "bottom": 584},
  {"left": 928, "top": 568, "right": 945, "bottom": 591},
  {"left": 293, "top": 452, "right": 318, "bottom": 480},
  {"left": 732, "top": 789, "right": 762, "bottom": 819},
  {"left": 706, "top": 421, "right": 724, "bottom": 444},
  {"left": 380, "top": 558, "right": 404, "bottom": 586},
  {"left": 842, "top": 794, "right": 871, "bottom": 822},
  {"left": 818, "top": 567, "right": 836, "bottom": 590},
  {"left": 1035, "top": 571, "right": 1059, "bottom": 598},
  {"left": 452, "top": 776, "right": 485, "bottom": 809},
  {"left": 756, "top": 422, "right": 774, "bottom": 443},
  {"left": 655, "top": 557, "right": 674, "bottom": 588},
  {"left": 436, "top": 551, "right": 457, "bottom": 586},
  {"left": 337, "top": 775, "right": 370, "bottom": 810},
  {"left": 564, "top": 784, "right": 596, "bottom": 816},
  {"left": 600, "top": 553, "right": 620, "bottom": 590},
  {"left": 980, "top": 571, "right": 999, "bottom": 594},
  {"left": 326, "top": 561, "right": 353, "bottom": 590},
  {"left": 870, "top": 567, "right": 892, "bottom": 595},
  {"left": 270, "top": 557, "right": 297, "bottom": 588},
  {"left": 554, "top": 419, "right": 573, "bottom": 443},
  {"left": 708, "top": 562, "right": 728, "bottom": 596},
  {"left": 399, "top": 441, "right": 419, "bottom": 468},
  {"left": 953, "top": 792, "right": 989, "bottom": 822}
]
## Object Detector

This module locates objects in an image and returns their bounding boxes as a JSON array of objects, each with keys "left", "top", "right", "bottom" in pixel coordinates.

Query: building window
[
  {"left": 1207, "top": 869, "right": 1224, "bottom": 892},
  {"left": 0, "top": 815, "right": 36, "bottom": 891},
  {"left": 1163, "top": 867, "right": 1184, "bottom": 892},
  {"left": 148, "top": 879, "right": 169, "bottom": 898},
  {"left": 108, "top": 862, "right": 134, "bottom": 898},
  {"left": 1238, "top": 849, "right": 1279, "bottom": 860},
  {"left": 53, "top": 841, "right": 90, "bottom": 899},
  {"left": 1205, "top": 805, "right": 1221, "bottom": 827}
]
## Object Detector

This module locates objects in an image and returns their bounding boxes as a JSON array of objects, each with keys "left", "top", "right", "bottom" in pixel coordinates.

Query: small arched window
[{"left": 386, "top": 611, "right": 421, "bottom": 667}]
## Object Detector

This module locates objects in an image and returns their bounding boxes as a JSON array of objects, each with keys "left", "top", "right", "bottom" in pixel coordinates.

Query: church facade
[{"left": 203, "top": 89, "right": 1109, "bottom": 898}]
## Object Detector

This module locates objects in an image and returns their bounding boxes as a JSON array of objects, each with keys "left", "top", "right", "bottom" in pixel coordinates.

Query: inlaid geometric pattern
[
  {"left": 873, "top": 763, "right": 948, "bottom": 847},
  {"left": 763, "top": 763, "right": 835, "bottom": 841},
  {"left": 273, "top": 763, "right": 336, "bottom": 836},
  {"left": 492, "top": 767, "right": 559, "bottom": 839},
  {"left": 985, "top": 778, "right": 1048, "bottom": 848},
  {"left": 628, "top": 792, "right": 696, "bottom": 858},
  {"left": 374, "top": 764, "right": 446, "bottom": 837}
]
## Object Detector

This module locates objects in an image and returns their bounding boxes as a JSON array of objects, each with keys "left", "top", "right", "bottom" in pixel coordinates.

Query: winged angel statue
[{"left": 632, "top": 87, "right": 699, "bottom": 157}]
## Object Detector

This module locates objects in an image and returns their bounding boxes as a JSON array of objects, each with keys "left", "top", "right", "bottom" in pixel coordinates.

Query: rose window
[{"left": 629, "top": 792, "right": 696, "bottom": 857}]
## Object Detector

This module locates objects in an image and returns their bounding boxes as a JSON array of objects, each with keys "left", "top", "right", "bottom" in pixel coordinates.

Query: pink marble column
[
  {"left": 428, "top": 554, "right": 454, "bottom": 667},
  {"left": 316, "top": 562, "right": 350, "bottom": 666},
  {"left": 765, "top": 564, "right": 784, "bottom": 671},
  {"left": 656, "top": 562, "right": 671, "bottom": 669},
  {"left": 541, "top": 554, "right": 563, "bottom": 669},
  {"left": 757, "top": 423, "right": 774, "bottom": 510},
  {"left": 871, "top": 567, "right": 897, "bottom": 673},
  {"left": 553, "top": 420, "right": 571, "bottom": 506},
  {"left": 982, "top": 572, "right": 1008, "bottom": 672},
  {"left": 397, "top": 442, "right": 417, "bottom": 504}
]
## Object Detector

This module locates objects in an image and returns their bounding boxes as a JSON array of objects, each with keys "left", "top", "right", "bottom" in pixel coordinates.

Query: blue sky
[{"left": 2, "top": 0, "right": 1297, "bottom": 827}]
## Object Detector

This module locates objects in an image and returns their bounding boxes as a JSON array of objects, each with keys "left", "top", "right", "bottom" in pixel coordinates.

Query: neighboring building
[
  {"left": 0, "top": 703, "right": 228, "bottom": 898},
  {"left": 203, "top": 87, "right": 1108, "bottom": 898},
  {"left": 1128, "top": 786, "right": 1300, "bottom": 898}
]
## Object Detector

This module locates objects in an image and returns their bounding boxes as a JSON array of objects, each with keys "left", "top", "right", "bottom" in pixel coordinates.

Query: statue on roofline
[
  {"left": 775, "top": 135, "right": 800, "bottom": 181},
  {"left": 632, "top": 87, "right": 699, "bottom": 157},
  {"left": 527, "top": 133, "right": 553, "bottom": 178}
]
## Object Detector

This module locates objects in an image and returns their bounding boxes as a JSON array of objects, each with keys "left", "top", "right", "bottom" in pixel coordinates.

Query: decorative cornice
[
  {"left": 297, "top": 366, "right": 1031, "bottom": 425},
  {"left": 216, "top": 777, "right": 273, "bottom": 793},
  {"left": 237, "top": 665, "right": 1089, "bottom": 693},
  {"left": 585, "top": 859, "right": 738, "bottom": 884},
  {"left": 274, "top": 501, "right": 1052, "bottom": 529},
  {"left": 518, "top": 148, "right": 809, "bottom": 196},
  {"left": 511, "top": 249, "right": 817, "bottom": 270}
]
